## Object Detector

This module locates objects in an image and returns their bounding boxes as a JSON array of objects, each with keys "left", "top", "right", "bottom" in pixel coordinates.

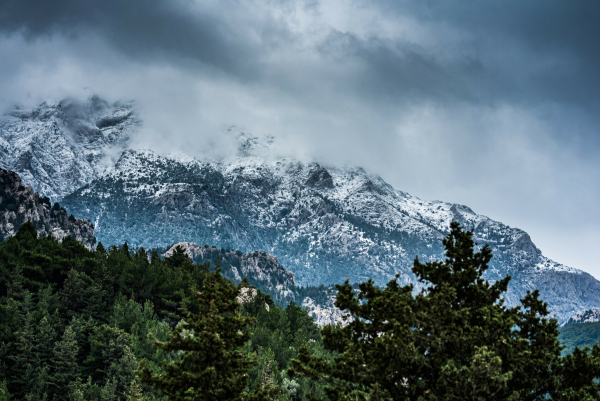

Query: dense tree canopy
[
  {"left": 138, "top": 268, "right": 278, "bottom": 400},
  {"left": 0, "top": 222, "right": 328, "bottom": 400},
  {"left": 290, "top": 222, "right": 600, "bottom": 400},
  {"left": 3, "top": 221, "right": 600, "bottom": 400}
]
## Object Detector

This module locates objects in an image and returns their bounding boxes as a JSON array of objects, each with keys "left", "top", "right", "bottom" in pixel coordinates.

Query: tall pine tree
[
  {"left": 139, "top": 269, "right": 278, "bottom": 401},
  {"left": 50, "top": 325, "right": 80, "bottom": 399},
  {"left": 290, "top": 222, "right": 600, "bottom": 400}
]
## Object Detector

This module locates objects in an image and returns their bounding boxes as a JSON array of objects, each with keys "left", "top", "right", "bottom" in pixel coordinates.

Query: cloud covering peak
[{"left": 1, "top": 0, "right": 599, "bottom": 276}]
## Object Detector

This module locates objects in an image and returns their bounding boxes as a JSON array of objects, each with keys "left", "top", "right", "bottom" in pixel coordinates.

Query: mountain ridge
[
  {"left": 2, "top": 97, "right": 598, "bottom": 322},
  {"left": 0, "top": 96, "right": 139, "bottom": 201},
  {"left": 60, "top": 147, "right": 599, "bottom": 321}
]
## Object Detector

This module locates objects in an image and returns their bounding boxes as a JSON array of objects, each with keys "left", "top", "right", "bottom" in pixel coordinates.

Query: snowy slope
[
  {"left": 0, "top": 96, "right": 139, "bottom": 201},
  {"left": 59, "top": 137, "right": 600, "bottom": 321}
]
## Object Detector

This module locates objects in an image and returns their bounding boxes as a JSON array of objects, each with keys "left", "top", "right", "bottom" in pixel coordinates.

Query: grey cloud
[
  {"left": 4, "top": 0, "right": 599, "bottom": 113},
  {"left": 316, "top": 30, "right": 484, "bottom": 105},
  {"left": 374, "top": 0, "right": 600, "bottom": 110},
  {"left": 0, "top": 0, "right": 273, "bottom": 78}
]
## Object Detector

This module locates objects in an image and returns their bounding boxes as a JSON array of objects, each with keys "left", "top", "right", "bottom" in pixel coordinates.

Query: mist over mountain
[
  {"left": 1, "top": 97, "right": 599, "bottom": 322},
  {"left": 0, "top": 97, "right": 138, "bottom": 200}
]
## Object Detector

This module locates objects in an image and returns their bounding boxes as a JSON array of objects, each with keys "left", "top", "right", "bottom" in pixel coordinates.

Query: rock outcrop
[
  {"left": 164, "top": 242, "right": 296, "bottom": 301},
  {"left": 0, "top": 168, "right": 96, "bottom": 248},
  {"left": 561, "top": 309, "right": 600, "bottom": 328}
]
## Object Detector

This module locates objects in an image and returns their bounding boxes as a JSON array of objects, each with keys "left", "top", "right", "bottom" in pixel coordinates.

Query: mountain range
[{"left": 1, "top": 97, "right": 599, "bottom": 322}]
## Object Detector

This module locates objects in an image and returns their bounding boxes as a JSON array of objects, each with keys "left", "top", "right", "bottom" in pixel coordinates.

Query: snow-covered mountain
[
  {"left": 0, "top": 96, "right": 139, "bottom": 201},
  {"left": 3, "top": 98, "right": 600, "bottom": 322}
]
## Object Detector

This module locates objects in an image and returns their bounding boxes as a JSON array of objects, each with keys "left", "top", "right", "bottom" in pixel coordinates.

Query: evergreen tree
[
  {"left": 290, "top": 222, "right": 600, "bottom": 400},
  {"left": 164, "top": 246, "right": 193, "bottom": 270},
  {"left": 26, "top": 365, "right": 50, "bottom": 401},
  {"left": 0, "top": 380, "right": 10, "bottom": 401},
  {"left": 35, "top": 316, "right": 56, "bottom": 366},
  {"left": 8, "top": 311, "right": 37, "bottom": 398},
  {"left": 86, "top": 325, "right": 138, "bottom": 396},
  {"left": 139, "top": 269, "right": 278, "bottom": 401},
  {"left": 100, "top": 379, "right": 118, "bottom": 401},
  {"left": 125, "top": 380, "right": 144, "bottom": 401},
  {"left": 51, "top": 325, "right": 80, "bottom": 399}
]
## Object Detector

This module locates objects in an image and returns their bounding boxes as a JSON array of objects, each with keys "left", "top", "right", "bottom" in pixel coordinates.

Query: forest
[
  {"left": 0, "top": 222, "right": 329, "bottom": 400},
  {"left": 3, "top": 221, "right": 600, "bottom": 400}
]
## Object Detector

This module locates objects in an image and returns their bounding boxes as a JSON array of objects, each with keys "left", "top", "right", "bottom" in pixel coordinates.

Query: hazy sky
[{"left": 1, "top": 0, "right": 599, "bottom": 276}]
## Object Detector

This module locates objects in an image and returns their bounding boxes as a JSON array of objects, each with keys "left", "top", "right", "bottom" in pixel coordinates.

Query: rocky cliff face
[
  {"left": 0, "top": 96, "right": 139, "bottom": 201},
  {"left": 163, "top": 242, "right": 296, "bottom": 300},
  {"left": 561, "top": 309, "right": 600, "bottom": 328},
  {"left": 0, "top": 168, "right": 96, "bottom": 248}
]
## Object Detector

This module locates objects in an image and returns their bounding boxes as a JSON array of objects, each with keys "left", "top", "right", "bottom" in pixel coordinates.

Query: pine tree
[
  {"left": 50, "top": 325, "right": 80, "bottom": 399},
  {"left": 36, "top": 315, "right": 57, "bottom": 367},
  {"left": 8, "top": 312, "right": 37, "bottom": 398},
  {"left": 67, "top": 377, "right": 94, "bottom": 401},
  {"left": 0, "top": 380, "right": 10, "bottom": 401},
  {"left": 25, "top": 365, "right": 50, "bottom": 401},
  {"left": 125, "top": 380, "right": 144, "bottom": 401},
  {"left": 139, "top": 269, "right": 278, "bottom": 401},
  {"left": 290, "top": 222, "right": 600, "bottom": 400},
  {"left": 100, "top": 379, "right": 118, "bottom": 401}
]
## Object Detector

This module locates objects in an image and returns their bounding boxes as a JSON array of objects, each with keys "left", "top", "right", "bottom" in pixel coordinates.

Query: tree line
[{"left": 2, "top": 222, "right": 600, "bottom": 400}]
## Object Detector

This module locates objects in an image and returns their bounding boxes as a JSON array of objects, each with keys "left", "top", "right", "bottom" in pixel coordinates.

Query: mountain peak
[{"left": 0, "top": 96, "right": 140, "bottom": 200}]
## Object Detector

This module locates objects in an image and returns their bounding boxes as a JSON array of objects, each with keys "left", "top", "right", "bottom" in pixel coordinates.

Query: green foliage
[
  {"left": 51, "top": 325, "right": 80, "bottom": 399},
  {"left": 0, "top": 380, "right": 10, "bottom": 401},
  {"left": 0, "top": 222, "right": 326, "bottom": 401},
  {"left": 290, "top": 222, "right": 600, "bottom": 400},
  {"left": 559, "top": 321, "right": 600, "bottom": 355},
  {"left": 139, "top": 269, "right": 278, "bottom": 400}
]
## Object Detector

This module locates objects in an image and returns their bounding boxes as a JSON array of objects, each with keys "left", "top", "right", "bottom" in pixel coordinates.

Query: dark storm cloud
[
  {"left": 315, "top": 30, "right": 484, "bottom": 104},
  {"left": 0, "top": 0, "right": 498, "bottom": 105},
  {"left": 0, "top": 0, "right": 279, "bottom": 78},
  {"left": 3, "top": 0, "right": 600, "bottom": 110},
  {"left": 374, "top": 0, "right": 600, "bottom": 109},
  {"left": 4, "top": 0, "right": 599, "bottom": 112}
]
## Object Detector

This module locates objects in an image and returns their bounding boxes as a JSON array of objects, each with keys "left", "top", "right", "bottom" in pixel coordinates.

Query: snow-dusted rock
[
  {"left": 301, "top": 296, "right": 345, "bottom": 327},
  {"left": 0, "top": 96, "right": 139, "bottom": 201}
]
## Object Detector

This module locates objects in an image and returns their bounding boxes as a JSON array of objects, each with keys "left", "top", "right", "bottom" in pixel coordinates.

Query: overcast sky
[{"left": 1, "top": 0, "right": 599, "bottom": 276}]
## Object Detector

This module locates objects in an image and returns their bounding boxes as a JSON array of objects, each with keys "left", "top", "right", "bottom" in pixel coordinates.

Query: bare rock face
[
  {"left": 164, "top": 241, "right": 343, "bottom": 325},
  {"left": 0, "top": 168, "right": 96, "bottom": 248},
  {"left": 305, "top": 164, "right": 334, "bottom": 189}
]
